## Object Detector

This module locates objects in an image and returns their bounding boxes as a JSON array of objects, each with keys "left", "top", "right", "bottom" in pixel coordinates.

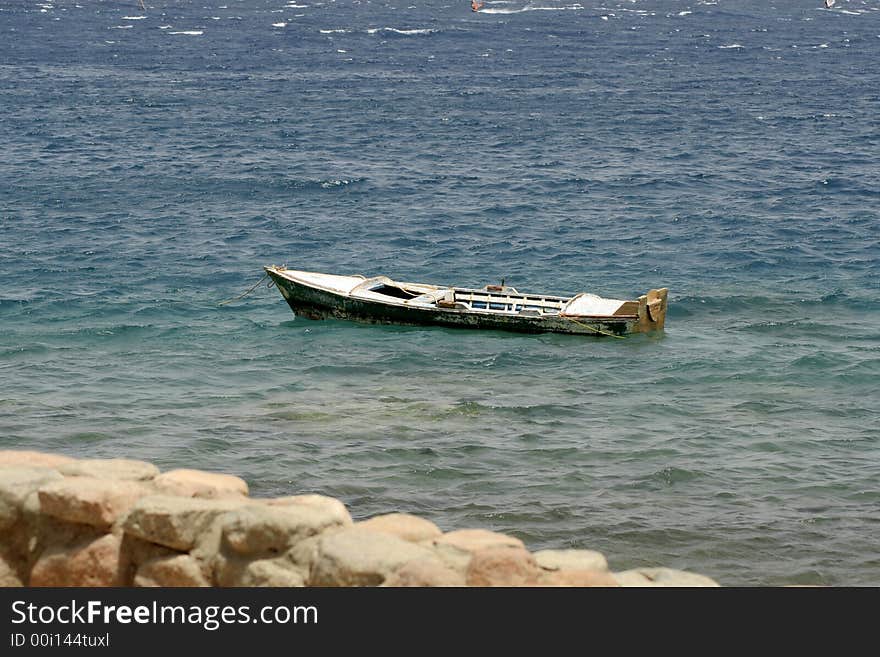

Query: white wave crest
[
  {"left": 367, "top": 27, "right": 436, "bottom": 35},
  {"left": 321, "top": 179, "right": 357, "bottom": 188},
  {"left": 481, "top": 5, "right": 584, "bottom": 14}
]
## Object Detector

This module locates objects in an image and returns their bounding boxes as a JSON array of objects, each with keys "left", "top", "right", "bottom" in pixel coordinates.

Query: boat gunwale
[{"left": 265, "top": 266, "right": 647, "bottom": 324}]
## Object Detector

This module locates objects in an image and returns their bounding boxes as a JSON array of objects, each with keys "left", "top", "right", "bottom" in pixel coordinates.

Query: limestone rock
[
  {"left": 122, "top": 495, "right": 247, "bottom": 551},
  {"left": 15, "top": 488, "right": 110, "bottom": 583},
  {"left": 30, "top": 533, "right": 122, "bottom": 587},
  {"left": 614, "top": 567, "right": 720, "bottom": 587},
  {"left": 287, "top": 535, "right": 322, "bottom": 573},
  {"left": 0, "top": 466, "right": 63, "bottom": 532},
  {"left": 134, "top": 554, "right": 210, "bottom": 587},
  {"left": 37, "top": 477, "right": 150, "bottom": 530},
  {"left": 384, "top": 559, "right": 466, "bottom": 587},
  {"left": 59, "top": 458, "right": 159, "bottom": 482},
  {"left": 357, "top": 513, "right": 442, "bottom": 543},
  {"left": 540, "top": 570, "right": 620, "bottom": 587},
  {"left": 240, "top": 559, "right": 306, "bottom": 587},
  {"left": 117, "top": 534, "right": 180, "bottom": 586},
  {"left": 0, "top": 552, "right": 24, "bottom": 587},
  {"left": 433, "top": 529, "right": 525, "bottom": 554},
  {"left": 216, "top": 557, "right": 306, "bottom": 587},
  {"left": 0, "top": 451, "right": 75, "bottom": 469},
  {"left": 265, "top": 494, "right": 353, "bottom": 527},
  {"left": 430, "top": 542, "right": 473, "bottom": 573},
  {"left": 465, "top": 547, "right": 542, "bottom": 587},
  {"left": 220, "top": 504, "right": 346, "bottom": 556},
  {"left": 153, "top": 469, "right": 249, "bottom": 499},
  {"left": 309, "top": 528, "right": 437, "bottom": 586},
  {"left": 533, "top": 549, "right": 609, "bottom": 573}
]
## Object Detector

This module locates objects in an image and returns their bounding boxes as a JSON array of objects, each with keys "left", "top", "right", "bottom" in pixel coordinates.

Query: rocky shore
[{"left": 0, "top": 450, "right": 719, "bottom": 587}]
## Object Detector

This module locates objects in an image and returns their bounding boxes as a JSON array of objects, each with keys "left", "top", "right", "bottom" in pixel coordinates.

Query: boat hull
[{"left": 265, "top": 268, "right": 662, "bottom": 337}]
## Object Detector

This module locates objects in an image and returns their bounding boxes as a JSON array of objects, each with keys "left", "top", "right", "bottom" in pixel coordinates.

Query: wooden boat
[{"left": 264, "top": 265, "right": 668, "bottom": 337}]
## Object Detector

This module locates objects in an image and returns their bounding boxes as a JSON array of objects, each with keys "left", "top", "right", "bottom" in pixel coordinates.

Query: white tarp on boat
[
  {"left": 283, "top": 269, "right": 370, "bottom": 295},
  {"left": 560, "top": 292, "right": 626, "bottom": 317}
]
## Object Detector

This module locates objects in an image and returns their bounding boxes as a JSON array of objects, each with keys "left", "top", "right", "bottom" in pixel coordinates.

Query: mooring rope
[
  {"left": 559, "top": 314, "right": 626, "bottom": 339},
  {"left": 218, "top": 273, "right": 273, "bottom": 306}
]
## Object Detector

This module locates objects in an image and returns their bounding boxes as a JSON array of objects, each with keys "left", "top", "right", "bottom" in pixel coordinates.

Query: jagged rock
[
  {"left": 122, "top": 495, "right": 248, "bottom": 551},
  {"left": 465, "top": 547, "right": 543, "bottom": 587},
  {"left": 357, "top": 513, "right": 442, "bottom": 543},
  {"left": 220, "top": 504, "right": 346, "bottom": 556},
  {"left": 265, "top": 495, "right": 353, "bottom": 527},
  {"left": 433, "top": 529, "right": 525, "bottom": 554},
  {"left": 153, "top": 469, "right": 249, "bottom": 499},
  {"left": 37, "top": 477, "right": 150, "bottom": 530},
  {"left": 59, "top": 458, "right": 159, "bottom": 482},
  {"left": 0, "top": 466, "right": 63, "bottom": 532},
  {"left": 533, "top": 549, "right": 609, "bottom": 573},
  {"left": 0, "top": 451, "right": 75, "bottom": 469},
  {"left": 309, "top": 528, "right": 437, "bottom": 586},
  {"left": 134, "top": 554, "right": 210, "bottom": 587},
  {"left": 540, "top": 570, "right": 620, "bottom": 587},
  {"left": 383, "top": 559, "right": 466, "bottom": 587},
  {"left": 614, "top": 567, "right": 720, "bottom": 587},
  {"left": 30, "top": 533, "right": 122, "bottom": 587}
]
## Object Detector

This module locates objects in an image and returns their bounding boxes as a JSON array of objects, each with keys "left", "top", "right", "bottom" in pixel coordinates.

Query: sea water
[{"left": 1, "top": 0, "right": 878, "bottom": 586}]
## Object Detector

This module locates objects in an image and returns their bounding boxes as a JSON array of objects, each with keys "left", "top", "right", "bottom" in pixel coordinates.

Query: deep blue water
[{"left": 2, "top": 0, "right": 879, "bottom": 585}]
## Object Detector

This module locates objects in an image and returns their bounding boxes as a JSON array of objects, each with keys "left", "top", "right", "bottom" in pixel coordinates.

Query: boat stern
[{"left": 637, "top": 288, "right": 669, "bottom": 332}]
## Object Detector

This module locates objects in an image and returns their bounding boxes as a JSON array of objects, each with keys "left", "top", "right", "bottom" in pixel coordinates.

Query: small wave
[
  {"left": 168, "top": 31, "right": 203, "bottom": 35},
  {"left": 367, "top": 27, "right": 437, "bottom": 35},
  {"left": 319, "top": 29, "right": 348, "bottom": 33},
  {"left": 272, "top": 22, "right": 287, "bottom": 27},
  {"left": 481, "top": 5, "right": 584, "bottom": 14},
  {"left": 718, "top": 43, "right": 744, "bottom": 49},
  {"left": 641, "top": 467, "right": 703, "bottom": 488},
  {"left": 111, "top": 25, "right": 133, "bottom": 30},
  {"left": 122, "top": 16, "right": 146, "bottom": 20},
  {"left": 320, "top": 178, "right": 361, "bottom": 188}
]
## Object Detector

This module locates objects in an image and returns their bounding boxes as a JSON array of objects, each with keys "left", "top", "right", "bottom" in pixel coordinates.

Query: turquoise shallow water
[{"left": 2, "top": 0, "right": 879, "bottom": 585}]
